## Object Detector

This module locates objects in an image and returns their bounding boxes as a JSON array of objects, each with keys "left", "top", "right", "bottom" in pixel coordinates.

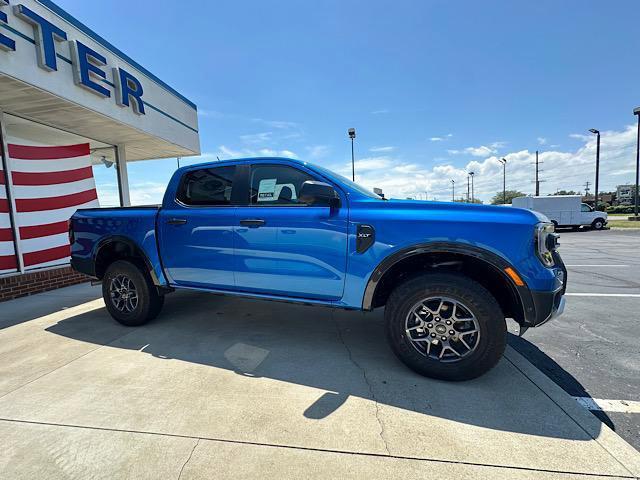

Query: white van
[{"left": 512, "top": 195, "right": 607, "bottom": 230}]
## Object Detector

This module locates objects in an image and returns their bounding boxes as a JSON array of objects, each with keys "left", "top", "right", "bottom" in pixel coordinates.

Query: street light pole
[
  {"left": 451, "top": 179, "right": 455, "bottom": 202},
  {"left": 634, "top": 109, "right": 640, "bottom": 217},
  {"left": 589, "top": 129, "right": 600, "bottom": 211},
  {"left": 348, "top": 128, "right": 356, "bottom": 182},
  {"left": 499, "top": 158, "right": 507, "bottom": 204},
  {"left": 466, "top": 174, "right": 470, "bottom": 202},
  {"left": 469, "top": 171, "right": 475, "bottom": 203}
]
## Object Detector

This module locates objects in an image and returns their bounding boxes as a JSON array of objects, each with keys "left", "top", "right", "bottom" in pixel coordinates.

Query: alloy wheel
[
  {"left": 109, "top": 274, "right": 139, "bottom": 313},
  {"left": 404, "top": 296, "right": 480, "bottom": 362}
]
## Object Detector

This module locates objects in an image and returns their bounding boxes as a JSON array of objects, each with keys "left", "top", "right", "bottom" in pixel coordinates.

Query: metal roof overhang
[{"left": 0, "top": 73, "right": 195, "bottom": 162}]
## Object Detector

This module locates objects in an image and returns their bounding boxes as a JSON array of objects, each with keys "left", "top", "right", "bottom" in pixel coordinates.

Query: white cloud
[
  {"left": 197, "top": 109, "right": 225, "bottom": 119},
  {"left": 317, "top": 125, "right": 637, "bottom": 202},
  {"left": 537, "top": 137, "right": 548, "bottom": 145},
  {"left": 353, "top": 157, "right": 393, "bottom": 171},
  {"left": 216, "top": 145, "right": 297, "bottom": 160},
  {"left": 240, "top": 131, "right": 272, "bottom": 144},
  {"left": 306, "top": 145, "right": 330, "bottom": 158},
  {"left": 370, "top": 146, "right": 395, "bottom": 152},
  {"left": 430, "top": 133, "right": 453, "bottom": 142},
  {"left": 448, "top": 141, "right": 504, "bottom": 158},
  {"left": 371, "top": 109, "right": 389, "bottom": 114},
  {"left": 251, "top": 118, "right": 299, "bottom": 130},
  {"left": 570, "top": 133, "right": 589, "bottom": 141},
  {"left": 465, "top": 145, "right": 497, "bottom": 157}
]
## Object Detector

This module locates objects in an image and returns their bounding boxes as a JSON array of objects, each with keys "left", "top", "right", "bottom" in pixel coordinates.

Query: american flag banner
[
  {"left": 0, "top": 157, "right": 17, "bottom": 275},
  {"left": 3, "top": 143, "right": 99, "bottom": 271}
]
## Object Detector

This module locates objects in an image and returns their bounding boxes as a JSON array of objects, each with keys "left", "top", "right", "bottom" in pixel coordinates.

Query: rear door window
[{"left": 177, "top": 166, "right": 236, "bottom": 206}]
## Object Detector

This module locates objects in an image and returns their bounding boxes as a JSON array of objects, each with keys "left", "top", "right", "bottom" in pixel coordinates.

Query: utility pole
[
  {"left": 589, "top": 129, "right": 601, "bottom": 211},
  {"left": 451, "top": 179, "right": 455, "bottom": 202},
  {"left": 584, "top": 181, "right": 591, "bottom": 196},
  {"left": 634, "top": 107, "right": 640, "bottom": 218},
  {"left": 467, "top": 174, "right": 470, "bottom": 202},
  {"left": 469, "top": 171, "right": 475, "bottom": 203},
  {"left": 535, "top": 150, "right": 540, "bottom": 196},
  {"left": 499, "top": 158, "right": 507, "bottom": 204}
]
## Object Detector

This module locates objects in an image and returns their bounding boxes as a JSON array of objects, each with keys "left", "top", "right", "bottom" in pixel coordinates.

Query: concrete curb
[{"left": 504, "top": 346, "right": 640, "bottom": 477}]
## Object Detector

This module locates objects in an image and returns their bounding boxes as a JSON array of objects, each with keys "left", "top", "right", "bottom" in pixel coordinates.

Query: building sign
[{"left": 0, "top": 1, "right": 145, "bottom": 115}]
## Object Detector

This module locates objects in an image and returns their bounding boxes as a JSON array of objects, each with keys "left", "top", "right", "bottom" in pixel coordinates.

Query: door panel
[
  {"left": 232, "top": 163, "right": 348, "bottom": 300},
  {"left": 158, "top": 165, "right": 237, "bottom": 289},
  {"left": 159, "top": 207, "right": 236, "bottom": 288},
  {"left": 234, "top": 206, "right": 348, "bottom": 300}
]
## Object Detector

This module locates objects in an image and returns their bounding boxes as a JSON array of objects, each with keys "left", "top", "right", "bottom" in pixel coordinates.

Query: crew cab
[{"left": 70, "top": 157, "right": 566, "bottom": 380}]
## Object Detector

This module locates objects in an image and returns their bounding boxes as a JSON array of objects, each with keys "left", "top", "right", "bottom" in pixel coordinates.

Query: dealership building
[{"left": 0, "top": 0, "right": 200, "bottom": 299}]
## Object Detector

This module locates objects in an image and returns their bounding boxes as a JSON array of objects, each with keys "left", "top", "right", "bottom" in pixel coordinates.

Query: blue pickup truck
[{"left": 70, "top": 157, "right": 566, "bottom": 380}]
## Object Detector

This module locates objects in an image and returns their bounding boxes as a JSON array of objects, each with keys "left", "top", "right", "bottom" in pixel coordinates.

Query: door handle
[
  {"left": 240, "top": 218, "right": 266, "bottom": 227},
  {"left": 167, "top": 218, "right": 187, "bottom": 225}
]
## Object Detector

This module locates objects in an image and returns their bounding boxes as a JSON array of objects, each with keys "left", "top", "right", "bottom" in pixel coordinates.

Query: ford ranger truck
[{"left": 69, "top": 157, "right": 566, "bottom": 380}]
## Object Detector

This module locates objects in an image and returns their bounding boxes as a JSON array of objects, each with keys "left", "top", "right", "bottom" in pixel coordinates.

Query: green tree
[
  {"left": 550, "top": 190, "right": 578, "bottom": 196},
  {"left": 491, "top": 190, "right": 525, "bottom": 205}
]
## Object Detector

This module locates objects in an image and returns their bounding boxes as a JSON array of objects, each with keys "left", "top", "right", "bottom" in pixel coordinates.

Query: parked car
[
  {"left": 512, "top": 195, "right": 607, "bottom": 230},
  {"left": 69, "top": 157, "right": 567, "bottom": 380}
]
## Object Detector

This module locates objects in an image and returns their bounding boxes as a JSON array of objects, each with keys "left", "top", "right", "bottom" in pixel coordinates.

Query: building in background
[{"left": 0, "top": 0, "right": 199, "bottom": 299}]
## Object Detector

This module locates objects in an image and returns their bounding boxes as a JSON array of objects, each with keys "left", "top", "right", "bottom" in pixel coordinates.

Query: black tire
[
  {"left": 102, "top": 260, "right": 164, "bottom": 326},
  {"left": 385, "top": 273, "right": 506, "bottom": 381},
  {"left": 591, "top": 218, "right": 605, "bottom": 230}
]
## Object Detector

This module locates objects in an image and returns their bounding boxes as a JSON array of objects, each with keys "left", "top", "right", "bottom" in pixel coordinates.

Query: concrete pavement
[{"left": 0, "top": 283, "right": 639, "bottom": 479}]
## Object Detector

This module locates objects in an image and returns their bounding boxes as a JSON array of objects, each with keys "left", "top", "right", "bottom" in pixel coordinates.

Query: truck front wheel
[
  {"left": 591, "top": 218, "right": 605, "bottom": 230},
  {"left": 385, "top": 273, "right": 506, "bottom": 381},
  {"left": 102, "top": 260, "right": 164, "bottom": 326}
]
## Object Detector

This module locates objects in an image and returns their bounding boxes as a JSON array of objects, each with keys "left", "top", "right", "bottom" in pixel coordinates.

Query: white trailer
[{"left": 512, "top": 195, "right": 607, "bottom": 230}]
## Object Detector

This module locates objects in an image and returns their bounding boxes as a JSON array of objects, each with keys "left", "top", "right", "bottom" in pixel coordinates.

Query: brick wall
[{"left": 0, "top": 266, "right": 90, "bottom": 302}]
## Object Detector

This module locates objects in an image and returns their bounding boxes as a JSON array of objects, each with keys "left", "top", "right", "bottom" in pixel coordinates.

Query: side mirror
[{"left": 299, "top": 181, "right": 340, "bottom": 208}]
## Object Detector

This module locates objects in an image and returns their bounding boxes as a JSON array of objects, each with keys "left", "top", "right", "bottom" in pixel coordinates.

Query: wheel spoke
[{"left": 458, "top": 336, "right": 471, "bottom": 350}]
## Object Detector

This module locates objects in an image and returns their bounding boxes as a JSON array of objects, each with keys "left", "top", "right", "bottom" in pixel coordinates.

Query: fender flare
[
  {"left": 93, "top": 235, "right": 162, "bottom": 286},
  {"left": 361, "top": 241, "right": 533, "bottom": 321}
]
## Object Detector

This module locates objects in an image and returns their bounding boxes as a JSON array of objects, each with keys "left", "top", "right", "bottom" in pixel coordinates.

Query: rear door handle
[
  {"left": 167, "top": 218, "right": 187, "bottom": 225},
  {"left": 240, "top": 218, "right": 266, "bottom": 227}
]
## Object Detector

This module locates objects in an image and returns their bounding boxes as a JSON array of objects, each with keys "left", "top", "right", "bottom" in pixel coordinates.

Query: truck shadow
[{"left": 43, "top": 290, "right": 611, "bottom": 441}]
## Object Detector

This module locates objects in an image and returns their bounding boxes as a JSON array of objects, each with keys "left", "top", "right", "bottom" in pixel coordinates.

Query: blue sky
[{"left": 58, "top": 0, "right": 640, "bottom": 203}]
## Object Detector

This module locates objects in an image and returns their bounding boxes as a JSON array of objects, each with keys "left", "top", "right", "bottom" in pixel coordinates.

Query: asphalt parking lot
[
  {"left": 510, "top": 228, "right": 640, "bottom": 450},
  {"left": 0, "top": 231, "right": 639, "bottom": 478}
]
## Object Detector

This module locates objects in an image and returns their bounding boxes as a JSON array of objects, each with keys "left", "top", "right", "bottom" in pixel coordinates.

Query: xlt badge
[{"left": 356, "top": 224, "right": 375, "bottom": 253}]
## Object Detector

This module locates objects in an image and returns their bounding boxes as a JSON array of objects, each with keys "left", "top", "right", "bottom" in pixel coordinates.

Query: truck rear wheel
[
  {"left": 385, "top": 273, "right": 506, "bottom": 381},
  {"left": 102, "top": 260, "right": 164, "bottom": 326}
]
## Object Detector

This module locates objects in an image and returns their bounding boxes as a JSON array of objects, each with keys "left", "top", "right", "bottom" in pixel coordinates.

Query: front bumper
[
  {"left": 528, "top": 286, "right": 566, "bottom": 326},
  {"left": 519, "top": 251, "right": 567, "bottom": 327}
]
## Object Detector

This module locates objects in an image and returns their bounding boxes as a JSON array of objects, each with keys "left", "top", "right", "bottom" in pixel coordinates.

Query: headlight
[{"left": 535, "top": 223, "right": 558, "bottom": 267}]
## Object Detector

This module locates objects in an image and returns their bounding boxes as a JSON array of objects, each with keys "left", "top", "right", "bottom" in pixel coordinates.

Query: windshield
[{"left": 309, "top": 164, "right": 382, "bottom": 199}]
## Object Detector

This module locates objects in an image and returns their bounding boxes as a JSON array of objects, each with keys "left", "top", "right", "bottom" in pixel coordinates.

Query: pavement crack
[
  {"left": 177, "top": 438, "right": 200, "bottom": 480},
  {"left": 332, "top": 310, "right": 391, "bottom": 456}
]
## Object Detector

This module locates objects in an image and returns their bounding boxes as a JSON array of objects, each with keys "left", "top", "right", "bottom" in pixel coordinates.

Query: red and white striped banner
[
  {"left": 0, "top": 143, "right": 99, "bottom": 272},
  {"left": 0, "top": 159, "right": 16, "bottom": 275}
]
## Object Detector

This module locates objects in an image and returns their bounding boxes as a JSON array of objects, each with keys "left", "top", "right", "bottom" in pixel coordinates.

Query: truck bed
[{"left": 70, "top": 206, "right": 166, "bottom": 285}]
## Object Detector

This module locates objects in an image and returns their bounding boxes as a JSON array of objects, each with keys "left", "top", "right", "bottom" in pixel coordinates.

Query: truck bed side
[{"left": 70, "top": 206, "right": 167, "bottom": 286}]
